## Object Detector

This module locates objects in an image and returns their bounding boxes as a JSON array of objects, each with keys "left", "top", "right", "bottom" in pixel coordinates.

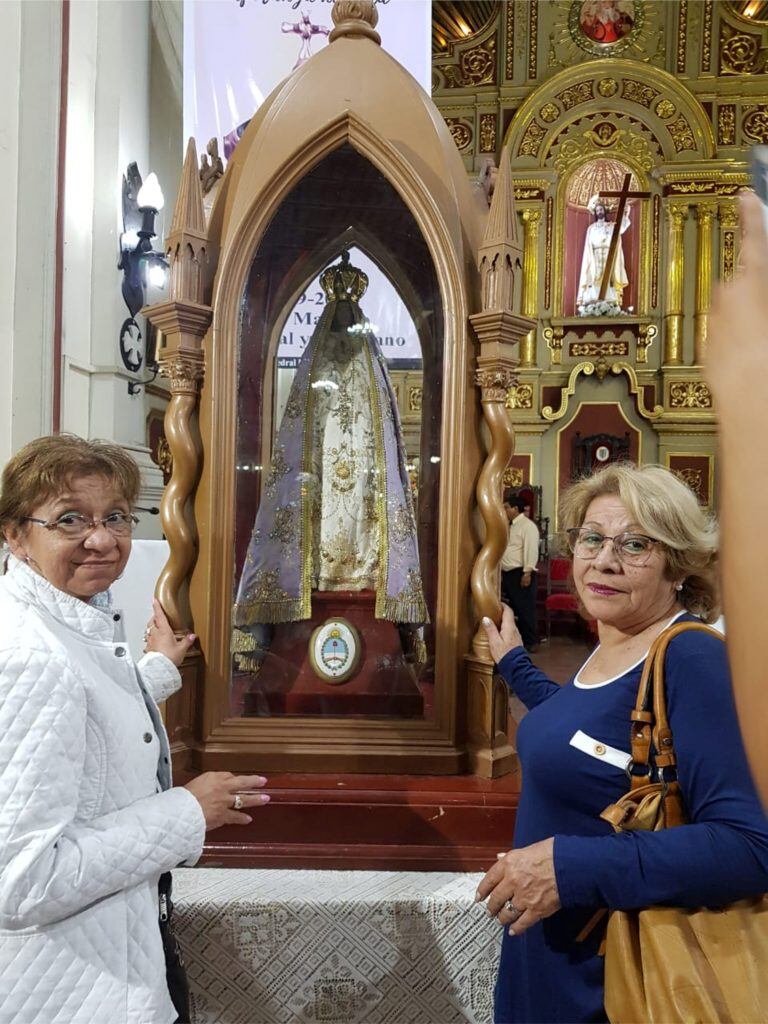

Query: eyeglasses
[
  {"left": 23, "top": 512, "right": 140, "bottom": 539},
  {"left": 565, "top": 528, "right": 661, "bottom": 567}
]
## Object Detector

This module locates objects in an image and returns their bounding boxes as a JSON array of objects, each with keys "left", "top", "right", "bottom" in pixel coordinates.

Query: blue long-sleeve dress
[{"left": 493, "top": 614, "right": 768, "bottom": 1024}]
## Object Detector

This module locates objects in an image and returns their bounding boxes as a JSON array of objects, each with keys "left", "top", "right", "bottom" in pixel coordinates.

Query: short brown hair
[
  {"left": 559, "top": 462, "right": 720, "bottom": 622},
  {"left": 0, "top": 434, "right": 141, "bottom": 537}
]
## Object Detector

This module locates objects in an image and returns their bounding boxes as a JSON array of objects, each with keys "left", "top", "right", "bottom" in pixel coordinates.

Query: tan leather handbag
[{"left": 598, "top": 621, "right": 768, "bottom": 1023}]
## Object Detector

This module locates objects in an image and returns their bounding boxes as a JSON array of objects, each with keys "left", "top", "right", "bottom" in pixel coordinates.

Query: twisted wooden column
[{"left": 157, "top": 351, "right": 205, "bottom": 631}]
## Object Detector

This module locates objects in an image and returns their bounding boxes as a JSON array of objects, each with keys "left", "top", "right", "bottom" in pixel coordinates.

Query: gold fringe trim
[
  {"left": 233, "top": 599, "right": 308, "bottom": 626},
  {"left": 379, "top": 593, "right": 429, "bottom": 624},
  {"left": 234, "top": 653, "right": 263, "bottom": 673}
]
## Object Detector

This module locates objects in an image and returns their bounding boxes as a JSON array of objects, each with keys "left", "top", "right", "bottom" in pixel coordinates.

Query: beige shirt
[{"left": 501, "top": 513, "right": 540, "bottom": 573}]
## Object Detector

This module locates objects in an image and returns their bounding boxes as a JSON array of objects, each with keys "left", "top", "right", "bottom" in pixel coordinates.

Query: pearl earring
[{"left": 675, "top": 582, "right": 684, "bottom": 592}]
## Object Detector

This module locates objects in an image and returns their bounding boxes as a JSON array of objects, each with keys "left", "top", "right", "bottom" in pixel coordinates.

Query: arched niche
[{"left": 230, "top": 144, "right": 444, "bottom": 714}]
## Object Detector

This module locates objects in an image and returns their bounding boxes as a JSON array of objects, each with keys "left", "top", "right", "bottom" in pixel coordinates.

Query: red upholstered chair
[{"left": 544, "top": 557, "right": 597, "bottom": 640}]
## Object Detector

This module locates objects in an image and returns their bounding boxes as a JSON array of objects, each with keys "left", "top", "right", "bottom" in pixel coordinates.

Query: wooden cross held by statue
[{"left": 598, "top": 173, "right": 651, "bottom": 301}]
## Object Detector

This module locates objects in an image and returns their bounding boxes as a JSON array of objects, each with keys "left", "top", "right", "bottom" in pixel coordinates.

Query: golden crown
[{"left": 320, "top": 251, "right": 369, "bottom": 303}]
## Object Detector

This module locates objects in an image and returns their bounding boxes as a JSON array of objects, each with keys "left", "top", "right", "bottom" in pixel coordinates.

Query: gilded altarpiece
[{"left": 433, "top": 0, "right": 768, "bottom": 524}]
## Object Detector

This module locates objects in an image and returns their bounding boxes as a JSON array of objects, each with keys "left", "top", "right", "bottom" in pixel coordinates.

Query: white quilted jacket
[{"left": 0, "top": 557, "right": 206, "bottom": 1024}]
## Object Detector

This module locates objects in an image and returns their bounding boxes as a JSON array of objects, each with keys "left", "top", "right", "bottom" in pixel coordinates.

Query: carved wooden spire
[
  {"left": 166, "top": 137, "right": 208, "bottom": 304},
  {"left": 478, "top": 154, "right": 522, "bottom": 313},
  {"left": 329, "top": 0, "right": 381, "bottom": 44}
]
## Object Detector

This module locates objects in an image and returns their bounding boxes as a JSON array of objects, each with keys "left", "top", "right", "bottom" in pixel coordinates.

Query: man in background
[{"left": 500, "top": 495, "right": 540, "bottom": 652}]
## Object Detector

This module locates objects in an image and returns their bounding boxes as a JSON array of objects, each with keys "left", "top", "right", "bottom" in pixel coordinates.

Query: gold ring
[{"left": 233, "top": 794, "right": 243, "bottom": 811}]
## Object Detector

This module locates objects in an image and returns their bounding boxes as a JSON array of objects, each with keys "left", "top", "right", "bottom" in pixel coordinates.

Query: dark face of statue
[{"left": 332, "top": 300, "right": 355, "bottom": 330}]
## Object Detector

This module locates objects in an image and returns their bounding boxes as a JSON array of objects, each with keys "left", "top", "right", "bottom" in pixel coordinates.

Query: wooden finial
[
  {"left": 329, "top": 0, "right": 381, "bottom": 44},
  {"left": 477, "top": 155, "right": 522, "bottom": 312},
  {"left": 170, "top": 138, "right": 206, "bottom": 237}
]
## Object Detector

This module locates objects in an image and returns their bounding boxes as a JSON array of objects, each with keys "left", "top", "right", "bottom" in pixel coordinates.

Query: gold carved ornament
[
  {"left": 444, "top": 37, "right": 497, "bottom": 88},
  {"left": 743, "top": 107, "right": 768, "bottom": 145},
  {"left": 556, "top": 81, "right": 594, "bottom": 112},
  {"left": 408, "top": 386, "right": 423, "bottom": 413},
  {"left": 622, "top": 79, "right": 658, "bottom": 109},
  {"left": 667, "top": 115, "right": 696, "bottom": 153},
  {"left": 156, "top": 437, "right": 173, "bottom": 483},
  {"left": 720, "top": 23, "right": 765, "bottom": 75},
  {"left": 445, "top": 119, "right": 473, "bottom": 152},
  {"left": 637, "top": 323, "right": 658, "bottom": 364},
  {"left": 519, "top": 120, "right": 546, "bottom": 158},
  {"left": 503, "top": 467, "right": 524, "bottom": 489},
  {"left": 158, "top": 352, "right": 205, "bottom": 395},
  {"left": 702, "top": 0, "right": 713, "bottom": 72},
  {"left": 673, "top": 467, "right": 704, "bottom": 492},
  {"left": 528, "top": 0, "right": 537, "bottom": 80},
  {"left": 718, "top": 105, "right": 736, "bottom": 146},
  {"left": 570, "top": 342, "right": 628, "bottom": 357},
  {"left": 677, "top": 0, "right": 688, "bottom": 74},
  {"left": 479, "top": 113, "right": 497, "bottom": 154},
  {"left": 669, "top": 381, "right": 713, "bottom": 409},
  {"left": 553, "top": 127, "right": 657, "bottom": 175},
  {"left": 598, "top": 78, "right": 618, "bottom": 98},
  {"left": 655, "top": 99, "right": 676, "bottom": 120},
  {"left": 505, "top": 384, "right": 533, "bottom": 410},
  {"left": 540, "top": 103, "right": 560, "bottom": 124},
  {"left": 505, "top": 0, "right": 514, "bottom": 80}
]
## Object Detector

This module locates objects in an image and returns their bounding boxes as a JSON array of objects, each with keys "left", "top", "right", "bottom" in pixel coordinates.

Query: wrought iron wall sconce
[{"left": 118, "top": 163, "right": 168, "bottom": 395}]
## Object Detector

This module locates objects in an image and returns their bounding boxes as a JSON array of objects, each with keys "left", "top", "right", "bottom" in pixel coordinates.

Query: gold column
[
  {"left": 520, "top": 208, "right": 541, "bottom": 367},
  {"left": 719, "top": 202, "right": 739, "bottom": 284},
  {"left": 694, "top": 202, "right": 717, "bottom": 365},
  {"left": 663, "top": 204, "right": 687, "bottom": 366}
]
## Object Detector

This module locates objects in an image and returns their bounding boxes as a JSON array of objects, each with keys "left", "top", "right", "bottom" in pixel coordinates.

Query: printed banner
[{"left": 183, "top": 0, "right": 431, "bottom": 162}]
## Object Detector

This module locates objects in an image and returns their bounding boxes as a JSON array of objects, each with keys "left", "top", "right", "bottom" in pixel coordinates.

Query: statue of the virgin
[{"left": 233, "top": 252, "right": 427, "bottom": 668}]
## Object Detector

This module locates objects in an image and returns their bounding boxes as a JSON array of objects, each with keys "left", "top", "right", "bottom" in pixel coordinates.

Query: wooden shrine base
[
  {"left": 183, "top": 770, "right": 521, "bottom": 872},
  {"left": 239, "top": 590, "right": 424, "bottom": 718}
]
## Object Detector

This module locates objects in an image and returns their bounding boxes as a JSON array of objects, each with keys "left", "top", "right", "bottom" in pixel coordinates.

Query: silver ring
[
  {"left": 505, "top": 900, "right": 519, "bottom": 915},
  {"left": 233, "top": 794, "right": 243, "bottom": 811}
]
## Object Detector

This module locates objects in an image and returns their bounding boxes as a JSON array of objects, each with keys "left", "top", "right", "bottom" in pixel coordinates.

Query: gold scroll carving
[
  {"left": 744, "top": 106, "right": 768, "bottom": 145},
  {"left": 444, "top": 38, "right": 497, "bottom": 88},
  {"left": 408, "top": 386, "right": 423, "bottom": 413},
  {"left": 667, "top": 115, "right": 696, "bottom": 153},
  {"left": 543, "top": 324, "right": 564, "bottom": 366},
  {"left": 622, "top": 79, "right": 658, "bottom": 108},
  {"left": 719, "top": 203, "right": 739, "bottom": 283},
  {"left": 503, "top": 467, "right": 524, "bottom": 489},
  {"left": 570, "top": 342, "right": 629, "bottom": 358},
  {"left": 720, "top": 24, "right": 767, "bottom": 75},
  {"left": 669, "top": 381, "right": 713, "bottom": 409},
  {"left": 556, "top": 81, "right": 593, "bottom": 112},
  {"left": 519, "top": 120, "right": 546, "bottom": 158},
  {"left": 505, "top": 384, "right": 533, "bottom": 410},
  {"left": 479, "top": 113, "right": 497, "bottom": 153},
  {"left": 674, "top": 467, "right": 703, "bottom": 491},
  {"left": 446, "top": 119, "right": 472, "bottom": 151},
  {"left": 637, "top": 323, "right": 658, "bottom": 364}
]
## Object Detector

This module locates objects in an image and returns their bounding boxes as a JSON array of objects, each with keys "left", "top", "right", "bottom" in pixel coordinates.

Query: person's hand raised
[{"left": 482, "top": 604, "right": 524, "bottom": 664}]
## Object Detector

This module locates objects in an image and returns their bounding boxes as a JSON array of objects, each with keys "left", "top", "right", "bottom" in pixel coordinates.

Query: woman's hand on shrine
[
  {"left": 144, "top": 598, "right": 196, "bottom": 667},
  {"left": 184, "top": 772, "right": 270, "bottom": 830},
  {"left": 475, "top": 838, "right": 561, "bottom": 936},
  {"left": 708, "top": 190, "right": 768, "bottom": 409},
  {"left": 483, "top": 604, "right": 523, "bottom": 663}
]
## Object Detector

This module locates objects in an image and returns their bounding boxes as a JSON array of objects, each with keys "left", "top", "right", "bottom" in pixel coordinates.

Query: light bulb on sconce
[{"left": 118, "top": 162, "right": 169, "bottom": 395}]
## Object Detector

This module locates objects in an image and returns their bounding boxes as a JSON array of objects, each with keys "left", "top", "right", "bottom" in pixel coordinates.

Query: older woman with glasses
[
  {"left": 0, "top": 435, "right": 270, "bottom": 1024},
  {"left": 479, "top": 463, "right": 768, "bottom": 1024}
]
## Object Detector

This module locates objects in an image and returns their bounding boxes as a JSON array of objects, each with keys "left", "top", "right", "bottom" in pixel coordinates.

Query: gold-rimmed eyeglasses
[
  {"left": 23, "top": 512, "right": 140, "bottom": 539},
  {"left": 565, "top": 528, "right": 661, "bottom": 567}
]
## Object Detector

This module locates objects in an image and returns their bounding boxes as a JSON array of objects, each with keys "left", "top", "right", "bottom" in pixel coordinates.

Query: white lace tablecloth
[{"left": 173, "top": 868, "right": 501, "bottom": 1024}]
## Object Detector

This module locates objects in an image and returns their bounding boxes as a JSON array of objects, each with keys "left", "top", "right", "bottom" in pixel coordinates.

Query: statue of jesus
[{"left": 577, "top": 196, "right": 630, "bottom": 314}]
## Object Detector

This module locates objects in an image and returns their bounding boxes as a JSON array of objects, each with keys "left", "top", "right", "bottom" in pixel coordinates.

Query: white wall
[{"left": 0, "top": 0, "right": 60, "bottom": 466}]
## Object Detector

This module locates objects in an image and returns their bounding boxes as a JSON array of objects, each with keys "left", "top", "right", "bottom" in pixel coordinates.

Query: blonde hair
[
  {"left": 559, "top": 463, "right": 719, "bottom": 622},
  {"left": 0, "top": 434, "right": 141, "bottom": 539}
]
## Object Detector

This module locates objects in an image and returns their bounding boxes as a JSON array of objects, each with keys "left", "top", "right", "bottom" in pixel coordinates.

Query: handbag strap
[{"left": 630, "top": 620, "right": 723, "bottom": 786}]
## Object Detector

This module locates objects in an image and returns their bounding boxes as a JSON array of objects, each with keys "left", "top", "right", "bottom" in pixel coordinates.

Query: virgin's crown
[{"left": 320, "top": 251, "right": 369, "bottom": 303}]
